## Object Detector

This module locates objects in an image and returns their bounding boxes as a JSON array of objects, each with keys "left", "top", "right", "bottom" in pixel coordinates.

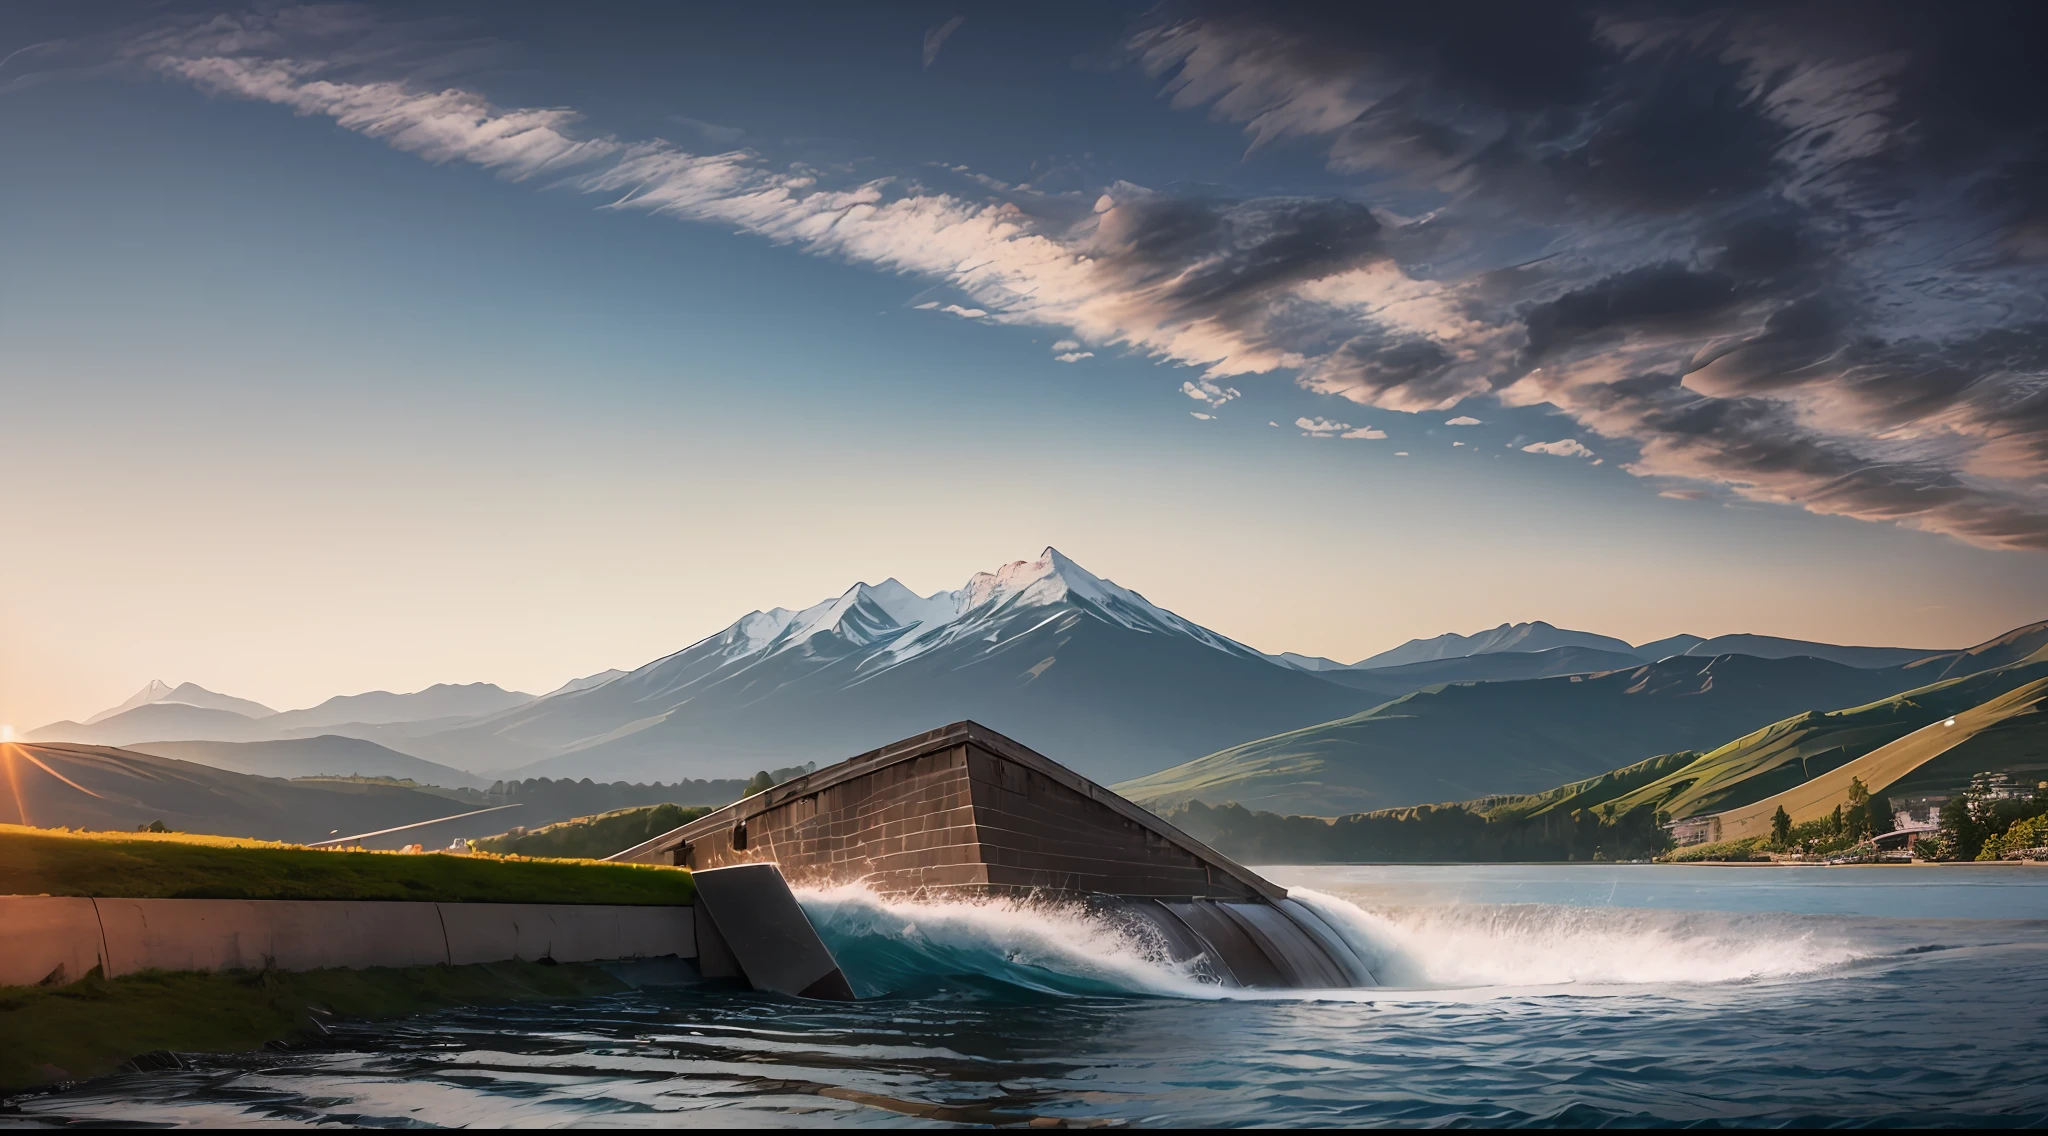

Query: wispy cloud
[
  {"left": 922, "top": 16, "right": 965, "bottom": 70},
  {"left": 1446, "top": 416, "right": 1481, "bottom": 426}
]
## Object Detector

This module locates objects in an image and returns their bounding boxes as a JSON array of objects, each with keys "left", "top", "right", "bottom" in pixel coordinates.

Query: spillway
[{"left": 611, "top": 721, "right": 1374, "bottom": 990}]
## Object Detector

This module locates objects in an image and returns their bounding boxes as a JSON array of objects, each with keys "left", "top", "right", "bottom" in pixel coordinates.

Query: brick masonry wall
[{"left": 680, "top": 742, "right": 1257, "bottom": 900}]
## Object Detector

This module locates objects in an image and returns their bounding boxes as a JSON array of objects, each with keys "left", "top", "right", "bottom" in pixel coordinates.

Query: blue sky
[{"left": 2, "top": 2, "right": 2043, "bottom": 726}]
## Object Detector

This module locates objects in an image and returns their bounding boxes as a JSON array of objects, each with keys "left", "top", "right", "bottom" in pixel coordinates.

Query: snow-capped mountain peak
[
  {"left": 622, "top": 546, "right": 1271, "bottom": 707},
  {"left": 861, "top": 577, "right": 962, "bottom": 628},
  {"left": 961, "top": 546, "right": 1111, "bottom": 613}
]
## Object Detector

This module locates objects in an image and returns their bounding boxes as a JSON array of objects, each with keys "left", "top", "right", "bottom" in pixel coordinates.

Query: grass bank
[
  {"left": 0, "top": 959, "right": 637, "bottom": 1094},
  {"left": 0, "top": 825, "right": 693, "bottom": 905}
]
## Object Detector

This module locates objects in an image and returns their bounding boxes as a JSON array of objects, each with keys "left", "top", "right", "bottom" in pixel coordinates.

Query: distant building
[
  {"left": 1891, "top": 792, "right": 1951, "bottom": 829},
  {"left": 1667, "top": 815, "right": 1720, "bottom": 847},
  {"left": 1957, "top": 772, "right": 2040, "bottom": 821}
]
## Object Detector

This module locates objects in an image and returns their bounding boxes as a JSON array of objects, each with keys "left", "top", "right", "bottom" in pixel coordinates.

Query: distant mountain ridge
[
  {"left": 1352, "top": 621, "right": 1639, "bottom": 669},
  {"left": 264, "top": 683, "right": 534, "bottom": 732},
  {"left": 82, "top": 680, "right": 274, "bottom": 724}
]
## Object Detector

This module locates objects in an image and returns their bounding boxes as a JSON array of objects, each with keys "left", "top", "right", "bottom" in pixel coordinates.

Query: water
[{"left": 14, "top": 864, "right": 2048, "bottom": 1127}]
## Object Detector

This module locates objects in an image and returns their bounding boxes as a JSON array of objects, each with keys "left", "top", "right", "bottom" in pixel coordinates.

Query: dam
[{"left": 612, "top": 721, "right": 1375, "bottom": 989}]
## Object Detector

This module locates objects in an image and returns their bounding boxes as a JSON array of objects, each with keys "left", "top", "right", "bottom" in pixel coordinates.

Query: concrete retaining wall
[{"left": 0, "top": 897, "right": 694, "bottom": 987}]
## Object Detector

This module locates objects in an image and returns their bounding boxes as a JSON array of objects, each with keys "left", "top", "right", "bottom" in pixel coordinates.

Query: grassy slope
[
  {"left": 0, "top": 825, "right": 693, "bottom": 905},
  {"left": 1598, "top": 650, "right": 2048, "bottom": 820},
  {"left": 0, "top": 742, "right": 480, "bottom": 844},
  {"left": 1469, "top": 750, "right": 1704, "bottom": 820},
  {"left": 472, "top": 803, "right": 713, "bottom": 860},
  {"left": 1, "top": 960, "right": 632, "bottom": 1093},
  {"left": 1714, "top": 677, "right": 2048, "bottom": 840},
  {"left": 1116, "top": 654, "right": 1913, "bottom": 816}
]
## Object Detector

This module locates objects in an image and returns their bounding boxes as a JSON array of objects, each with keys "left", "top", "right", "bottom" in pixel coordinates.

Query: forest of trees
[{"left": 1167, "top": 798, "right": 1674, "bottom": 863}]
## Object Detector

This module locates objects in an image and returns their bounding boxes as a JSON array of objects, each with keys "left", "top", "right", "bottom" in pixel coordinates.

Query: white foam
[
  {"left": 1290, "top": 887, "right": 1878, "bottom": 989},
  {"left": 793, "top": 883, "right": 1885, "bottom": 1002}
]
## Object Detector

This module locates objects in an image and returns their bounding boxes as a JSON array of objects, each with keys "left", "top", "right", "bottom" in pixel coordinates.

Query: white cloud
[
  {"left": 1052, "top": 339, "right": 1080, "bottom": 351},
  {"left": 1056, "top": 351, "right": 1094, "bottom": 363},
  {"left": 1181, "top": 378, "right": 1240, "bottom": 406},
  {"left": 1296, "top": 416, "right": 1352, "bottom": 436},
  {"left": 1522, "top": 439, "right": 1596, "bottom": 459},
  {"left": 1190, "top": 411, "right": 1215, "bottom": 420},
  {"left": 939, "top": 304, "right": 987, "bottom": 319},
  {"left": 1446, "top": 416, "right": 1482, "bottom": 426},
  {"left": 1452, "top": 440, "right": 1465, "bottom": 446},
  {"left": 1340, "top": 426, "right": 1386, "bottom": 439},
  {"left": 1394, "top": 452, "right": 1410, "bottom": 457}
]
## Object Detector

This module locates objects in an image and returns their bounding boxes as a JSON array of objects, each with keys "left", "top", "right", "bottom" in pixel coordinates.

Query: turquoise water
[{"left": 13, "top": 865, "right": 2048, "bottom": 1127}]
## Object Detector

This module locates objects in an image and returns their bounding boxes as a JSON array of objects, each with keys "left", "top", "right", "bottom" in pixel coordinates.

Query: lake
[{"left": 15, "top": 864, "right": 2048, "bottom": 1127}]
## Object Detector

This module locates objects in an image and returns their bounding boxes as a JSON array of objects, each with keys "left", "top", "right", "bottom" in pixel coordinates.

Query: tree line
[{"left": 1166, "top": 798, "right": 1674, "bottom": 863}]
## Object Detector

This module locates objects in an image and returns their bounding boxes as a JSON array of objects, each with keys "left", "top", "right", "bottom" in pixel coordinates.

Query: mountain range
[
  {"left": 27, "top": 547, "right": 2007, "bottom": 802},
  {"left": 1284, "top": 621, "right": 1946, "bottom": 673}
]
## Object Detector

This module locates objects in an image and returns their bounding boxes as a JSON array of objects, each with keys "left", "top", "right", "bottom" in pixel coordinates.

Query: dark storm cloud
[
  {"left": 1521, "top": 265, "right": 1744, "bottom": 364},
  {"left": 1089, "top": 194, "right": 1384, "bottom": 327},
  {"left": 1128, "top": 0, "right": 2048, "bottom": 550}
]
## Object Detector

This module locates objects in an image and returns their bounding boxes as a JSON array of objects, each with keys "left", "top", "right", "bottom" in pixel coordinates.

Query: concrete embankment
[{"left": 0, "top": 896, "right": 695, "bottom": 988}]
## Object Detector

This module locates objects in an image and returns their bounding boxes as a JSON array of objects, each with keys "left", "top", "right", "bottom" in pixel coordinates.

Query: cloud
[
  {"left": 1296, "top": 416, "right": 1351, "bottom": 436},
  {"left": 1181, "top": 377, "right": 1239, "bottom": 406},
  {"left": 1446, "top": 416, "right": 1482, "bottom": 426},
  {"left": 1118, "top": 3, "right": 2048, "bottom": 549},
  {"left": 1052, "top": 339, "right": 1081, "bottom": 351},
  {"left": 923, "top": 16, "right": 965, "bottom": 70},
  {"left": 117, "top": 4, "right": 2048, "bottom": 551},
  {"left": 1056, "top": 351, "right": 1094, "bottom": 363},
  {"left": 1190, "top": 411, "right": 1215, "bottom": 420},
  {"left": 1394, "top": 452, "right": 1409, "bottom": 457},
  {"left": 1523, "top": 439, "right": 1596, "bottom": 459},
  {"left": 1341, "top": 426, "right": 1386, "bottom": 439}
]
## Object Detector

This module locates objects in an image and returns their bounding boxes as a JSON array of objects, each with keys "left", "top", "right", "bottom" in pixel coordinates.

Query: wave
[
  {"left": 796, "top": 884, "right": 1224, "bottom": 999},
  {"left": 796, "top": 884, "right": 1886, "bottom": 1001}
]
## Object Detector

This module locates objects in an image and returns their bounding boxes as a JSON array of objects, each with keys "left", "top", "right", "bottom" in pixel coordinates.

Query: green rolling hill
[
  {"left": 1713, "top": 676, "right": 2048, "bottom": 840},
  {"left": 1115, "top": 652, "right": 1921, "bottom": 816},
  {"left": 1118, "top": 621, "right": 2047, "bottom": 819},
  {"left": 1586, "top": 649, "right": 2048, "bottom": 822}
]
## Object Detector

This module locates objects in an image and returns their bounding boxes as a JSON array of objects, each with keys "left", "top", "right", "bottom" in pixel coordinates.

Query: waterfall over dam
[{"left": 610, "top": 722, "right": 1374, "bottom": 990}]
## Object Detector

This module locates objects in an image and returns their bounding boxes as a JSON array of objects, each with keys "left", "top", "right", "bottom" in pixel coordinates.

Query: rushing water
[{"left": 14, "top": 864, "right": 2048, "bottom": 1128}]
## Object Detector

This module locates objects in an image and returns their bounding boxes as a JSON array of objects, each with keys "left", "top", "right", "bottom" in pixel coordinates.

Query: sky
[{"left": 2, "top": 1, "right": 2043, "bottom": 730}]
